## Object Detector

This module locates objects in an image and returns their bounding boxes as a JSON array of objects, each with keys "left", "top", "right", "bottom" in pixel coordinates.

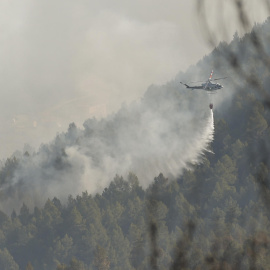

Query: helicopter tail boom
[{"left": 180, "top": 82, "right": 191, "bottom": 88}]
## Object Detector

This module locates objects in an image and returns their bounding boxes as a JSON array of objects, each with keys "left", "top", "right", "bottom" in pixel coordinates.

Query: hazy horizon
[{"left": 0, "top": 0, "right": 269, "bottom": 160}]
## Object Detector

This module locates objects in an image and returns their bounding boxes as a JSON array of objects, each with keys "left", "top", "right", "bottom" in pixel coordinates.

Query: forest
[{"left": 0, "top": 17, "right": 270, "bottom": 270}]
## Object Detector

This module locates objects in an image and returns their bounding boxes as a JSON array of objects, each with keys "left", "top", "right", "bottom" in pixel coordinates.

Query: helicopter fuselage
[{"left": 180, "top": 70, "right": 226, "bottom": 92}]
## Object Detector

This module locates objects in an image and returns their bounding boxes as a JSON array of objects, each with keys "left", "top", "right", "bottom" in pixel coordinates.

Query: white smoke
[{"left": 0, "top": 85, "right": 214, "bottom": 212}]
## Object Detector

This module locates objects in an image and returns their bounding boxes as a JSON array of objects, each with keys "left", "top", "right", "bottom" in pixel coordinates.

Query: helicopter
[{"left": 180, "top": 70, "right": 227, "bottom": 92}]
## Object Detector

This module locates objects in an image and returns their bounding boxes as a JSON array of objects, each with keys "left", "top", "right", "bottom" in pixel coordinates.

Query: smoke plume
[{"left": 0, "top": 84, "right": 214, "bottom": 212}]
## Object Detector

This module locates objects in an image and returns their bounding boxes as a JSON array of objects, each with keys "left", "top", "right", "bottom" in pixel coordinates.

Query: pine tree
[
  {"left": 93, "top": 245, "right": 110, "bottom": 270},
  {"left": 25, "top": 261, "right": 34, "bottom": 270}
]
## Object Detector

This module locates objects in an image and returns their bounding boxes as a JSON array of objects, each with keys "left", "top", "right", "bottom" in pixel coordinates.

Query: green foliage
[
  {"left": 19, "top": 204, "right": 30, "bottom": 226},
  {"left": 0, "top": 157, "right": 18, "bottom": 186},
  {"left": 25, "top": 261, "right": 34, "bottom": 270},
  {"left": 56, "top": 257, "right": 86, "bottom": 270},
  {"left": 93, "top": 245, "right": 110, "bottom": 270},
  {"left": 0, "top": 248, "right": 19, "bottom": 270},
  {"left": 52, "top": 234, "right": 73, "bottom": 265}
]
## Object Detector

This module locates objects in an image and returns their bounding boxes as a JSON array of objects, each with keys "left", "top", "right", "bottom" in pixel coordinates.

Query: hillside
[{"left": 0, "top": 18, "right": 270, "bottom": 270}]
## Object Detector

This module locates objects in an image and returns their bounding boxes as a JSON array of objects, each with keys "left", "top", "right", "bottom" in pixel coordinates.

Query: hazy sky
[{"left": 0, "top": 0, "right": 269, "bottom": 159}]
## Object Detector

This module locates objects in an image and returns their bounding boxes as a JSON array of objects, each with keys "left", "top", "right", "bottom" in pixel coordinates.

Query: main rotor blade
[
  {"left": 212, "top": 77, "right": 228, "bottom": 81},
  {"left": 186, "top": 80, "right": 205, "bottom": 84}
]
